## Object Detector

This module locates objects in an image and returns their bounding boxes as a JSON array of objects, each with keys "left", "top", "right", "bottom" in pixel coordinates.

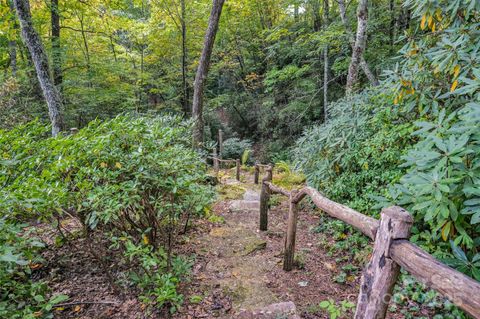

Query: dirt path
[
  {"left": 39, "top": 170, "right": 433, "bottom": 318},
  {"left": 174, "top": 173, "right": 359, "bottom": 318}
]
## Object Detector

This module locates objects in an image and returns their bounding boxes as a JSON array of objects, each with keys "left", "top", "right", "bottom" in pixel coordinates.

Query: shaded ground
[
  {"left": 173, "top": 170, "right": 436, "bottom": 319},
  {"left": 34, "top": 169, "right": 438, "bottom": 318},
  {"left": 172, "top": 171, "right": 359, "bottom": 318}
]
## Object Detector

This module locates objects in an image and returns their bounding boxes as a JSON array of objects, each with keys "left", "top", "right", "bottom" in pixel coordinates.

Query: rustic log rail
[
  {"left": 254, "top": 163, "right": 273, "bottom": 184},
  {"left": 257, "top": 165, "right": 480, "bottom": 319},
  {"left": 207, "top": 156, "right": 241, "bottom": 181}
]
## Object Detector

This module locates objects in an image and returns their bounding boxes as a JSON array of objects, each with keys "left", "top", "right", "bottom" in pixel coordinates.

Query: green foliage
[
  {"left": 111, "top": 236, "right": 193, "bottom": 313},
  {"left": 272, "top": 161, "right": 306, "bottom": 190},
  {"left": 317, "top": 299, "right": 355, "bottom": 319},
  {"left": 220, "top": 137, "right": 253, "bottom": 160},
  {"left": 391, "top": 274, "right": 467, "bottom": 319},
  {"left": 377, "top": 0, "right": 480, "bottom": 257},
  {"left": 0, "top": 115, "right": 213, "bottom": 312},
  {"left": 1, "top": 115, "right": 212, "bottom": 235},
  {"left": 378, "top": 104, "right": 480, "bottom": 250},
  {"left": 0, "top": 219, "right": 68, "bottom": 319},
  {"left": 442, "top": 241, "right": 480, "bottom": 281},
  {"left": 216, "top": 183, "right": 246, "bottom": 200},
  {"left": 293, "top": 86, "right": 413, "bottom": 214},
  {"left": 241, "top": 149, "right": 251, "bottom": 166}
]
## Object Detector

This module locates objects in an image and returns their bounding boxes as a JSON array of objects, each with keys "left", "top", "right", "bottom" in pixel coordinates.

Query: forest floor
[
  {"left": 171, "top": 171, "right": 361, "bottom": 318},
  {"left": 35, "top": 169, "right": 435, "bottom": 318}
]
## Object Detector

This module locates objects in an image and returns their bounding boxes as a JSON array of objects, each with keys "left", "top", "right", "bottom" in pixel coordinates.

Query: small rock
[
  {"left": 236, "top": 301, "right": 300, "bottom": 318},
  {"left": 298, "top": 281, "right": 308, "bottom": 287},
  {"left": 210, "top": 227, "right": 229, "bottom": 237},
  {"left": 242, "top": 239, "right": 267, "bottom": 255}
]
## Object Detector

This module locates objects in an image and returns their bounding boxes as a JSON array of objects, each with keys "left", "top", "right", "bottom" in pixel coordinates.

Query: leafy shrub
[
  {"left": 1, "top": 115, "right": 212, "bottom": 239},
  {"left": 110, "top": 236, "right": 193, "bottom": 313},
  {"left": 272, "top": 161, "right": 306, "bottom": 190},
  {"left": 293, "top": 86, "right": 413, "bottom": 214},
  {"left": 0, "top": 219, "right": 68, "bottom": 319},
  {"left": 220, "top": 137, "right": 253, "bottom": 161},
  {"left": 0, "top": 115, "right": 214, "bottom": 312},
  {"left": 377, "top": 0, "right": 480, "bottom": 256}
]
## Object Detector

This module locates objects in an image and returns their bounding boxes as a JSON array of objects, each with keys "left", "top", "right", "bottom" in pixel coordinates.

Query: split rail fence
[{"left": 208, "top": 159, "right": 480, "bottom": 319}]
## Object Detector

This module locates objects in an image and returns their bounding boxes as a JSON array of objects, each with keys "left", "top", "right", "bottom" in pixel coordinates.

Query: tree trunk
[
  {"left": 8, "top": 0, "right": 18, "bottom": 78},
  {"left": 312, "top": 0, "right": 321, "bottom": 32},
  {"left": 14, "top": 0, "right": 64, "bottom": 136},
  {"left": 51, "top": 0, "right": 62, "bottom": 87},
  {"left": 192, "top": 0, "right": 225, "bottom": 146},
  {"left": 180, "top": 0, "right": 189, "bottom": 116},
  {"left": 323, "top": 0, "right": 329, "bottom": 122},
  {"left": 346, "top": 0, "right": 370, "bottom": 94},
  {"left": 339, "top": 0, "right": 378, "bottom": 89},
  {"left": 9, "top": 40, "right": 17, "bottom": 78}
]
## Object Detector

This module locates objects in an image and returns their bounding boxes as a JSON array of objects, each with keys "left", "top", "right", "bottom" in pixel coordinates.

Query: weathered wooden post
[
  {"left": 218, "top": 129, "right": 224, "bottom": 158},
  {"left": 236, "top": 159, "right": 241, "bottom": 181},
  {"left": 355, "top": 206, "right": 413, "bottom": 319},
  {"left": 259, "top": 166, "right": 273, "bottom": 231},
  {"left": 283, "top": 190, "right": 298, "bottom": 271},
  {"left": 254, "top": 163, "right": 260, "bottom": 184},
  {"left": 213, "top": 149, "right": 219, "bottom": 175},
  {"left": 266, "top": 166, "right": 272, "bottom": 183}
]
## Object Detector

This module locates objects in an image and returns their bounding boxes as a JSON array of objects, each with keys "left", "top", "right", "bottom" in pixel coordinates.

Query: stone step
[
  {"left": 243, "top": 189, "right": 260, "bottom": 201},
  {"left": 229, "top": 200, "right": 260, "bottom": 213},
  {"left": 235, "top": 301, "right": 300, "bottom": 319}
]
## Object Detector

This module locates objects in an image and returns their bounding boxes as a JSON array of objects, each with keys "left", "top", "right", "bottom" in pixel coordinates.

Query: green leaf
[
  {"left": 450, "top": 241, "right": 467, "bottom": 262},
  {"left": 471, "top": 212, "right": 480, "bottom": 224}
]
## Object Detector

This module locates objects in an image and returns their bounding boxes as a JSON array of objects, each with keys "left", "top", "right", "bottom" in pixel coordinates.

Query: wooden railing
[
  {"left": 207, "top": 156, "right": 241, "bottom": 181},
  {"left": 257, "top": 165, "right": 480, "bottom": 319},
  {"left": 254, "top": 163, "right": 273, "bottom": 184}
]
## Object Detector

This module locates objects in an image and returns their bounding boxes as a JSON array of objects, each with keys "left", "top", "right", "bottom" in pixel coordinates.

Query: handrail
[
  {"left": 390, "top": 240, "right": 480, "bottom": 317},
  {"left": 206, "top": 156, "right": 237, "bottom": 163},
  {"left": 207, "top": 156, "right": 241, "bottom": 181},
  {"left": 264, "top": 181, "right": 291, "bottom": 197},
  {"left": 258, "top": 169, "right": 480, "bottom": 319},
  {"left": 292, "top": 186, "right": 378, "bottom": 240},
  {"left": 204, "top": 156, "right": 480, "bottom": 318},
  {"left": 254, "top": 163, "right": 274, "bottom": 184}
]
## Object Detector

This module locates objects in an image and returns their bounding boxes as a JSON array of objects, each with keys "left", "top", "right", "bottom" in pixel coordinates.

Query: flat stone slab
[
  {"left": 229, "top": 200, "right": 260, "bottom": 213},
  {"left": 243, "top": 189, "right": 260, "bottom": 201},
  {"left": 236, "top": 301, "right": 300, "bottom": 319}
]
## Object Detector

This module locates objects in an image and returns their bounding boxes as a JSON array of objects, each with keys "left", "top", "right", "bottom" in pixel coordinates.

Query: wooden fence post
[
  {"left": 283, "top": 190, "right": 298, "bottom": 271},
  {"left": 354, "top": 206, "right": 413, "bottom": 319},
  {"left": 218, "top": 129, "right": 223, "bottom": 158},
  {"left": 259, "top": 166, "right": 273, "bottom": 231},
  {"left": 213, "top": 149, "right": 219, "bottom": 176},
  {"left": 254, "top": 163, "right": 259, "bottom": 184},
  {"left": 236, "top": 159, "right": 241, "bottom": 181}
]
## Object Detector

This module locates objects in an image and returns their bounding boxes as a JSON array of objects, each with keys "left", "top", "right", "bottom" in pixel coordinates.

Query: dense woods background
[{"left": 1, "top": 0, "right": 479, "bottom": 318}]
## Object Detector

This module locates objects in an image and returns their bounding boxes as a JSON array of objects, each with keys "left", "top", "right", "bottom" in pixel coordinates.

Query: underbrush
[
  {"left": 311, "top": 214, "right": 468, "bottom": 319},
  {"left": 272, "top": 161, "right": 306, "bottom": 190},
  {"left": 0, "top": 219, "right": 69, "bottom": 318},
  {"left": 0, "top": 115, "right": 214, "bottom": 316},
  {"left": 294, "top": 85, "right": 475, "bottom": 316}
]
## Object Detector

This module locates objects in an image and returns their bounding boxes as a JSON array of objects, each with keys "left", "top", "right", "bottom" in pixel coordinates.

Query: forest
[{"left": 0, "top": 0, "right": 479, "bottom": 318}]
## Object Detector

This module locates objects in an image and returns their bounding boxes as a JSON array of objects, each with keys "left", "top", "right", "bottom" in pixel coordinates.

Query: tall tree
[
  {"left": 13, "top": 0, "right": 64, "bottom": 136},
  {"left": 339, "top": 0, "right": 378, "bottom": 89},
  {"left": 180, "top": 0, "right": 188, "bottom": 116},
  {"left": 323, "top": 0, "right": 329, "bottom": 122},
  {"left": 192, "top": 0, "right": 225, "bottom": 146},
  {"left": 8, "top": 0, "right": 18, "bottom": 78},
  {"left": 51, "top": 0, "right": 62, "bottom": 86},
  {"left": 389, "top": 0, "right": 396, "bottom": 51},
  {"left": 346, "top": 0, "right": 371, "bottom": 94}
]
